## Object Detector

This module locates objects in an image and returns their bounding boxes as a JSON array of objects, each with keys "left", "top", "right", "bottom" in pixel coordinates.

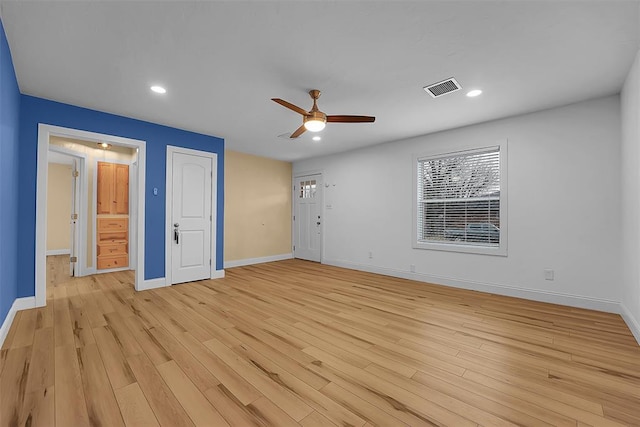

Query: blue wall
[
  {"left": 0, "top": 19, "right": 21, "bottom": 324},
  {"left": 18, "top": 96, "right": 225, "bottom": 296}
]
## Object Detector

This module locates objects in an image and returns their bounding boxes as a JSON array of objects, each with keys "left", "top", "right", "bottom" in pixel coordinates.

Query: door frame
[
  {"left": 292, "top": 170, "right": 324, "bottom": 263},
  {"left": 36, "top": 124, "right": 147, "bottom": 306},
  {"left": 47, "top": 145, "right": 87, "bottom": 277},
  {"left": 165, "top": 145, "right": 220, "bottom": 285}
]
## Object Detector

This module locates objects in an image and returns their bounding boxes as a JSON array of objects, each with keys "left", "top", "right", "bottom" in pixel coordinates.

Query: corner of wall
[
  {"left": 621, "top": 303, "right": 640, "bottom": 345},
  {"left": 0, "top": 297, "right": 36, "bottom": 348},
  {"left": 0, "top": 14, "right": 22, "bottom": 331}
]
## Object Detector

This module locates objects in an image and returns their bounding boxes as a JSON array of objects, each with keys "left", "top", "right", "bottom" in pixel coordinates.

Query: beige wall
[
  {"left": 46, "top": 163, "right": 73, "bottom": 252},
  {"left": 224, "top": 150, "right": 292, "bottom": 262},
  {"left": 50, "top": 136, "right": 136, "bottom": 268}
]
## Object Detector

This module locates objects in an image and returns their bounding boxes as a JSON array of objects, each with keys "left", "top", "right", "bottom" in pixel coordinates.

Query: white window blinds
[{"left": 417, "top": 146, "right": 501, "bottom": 246}]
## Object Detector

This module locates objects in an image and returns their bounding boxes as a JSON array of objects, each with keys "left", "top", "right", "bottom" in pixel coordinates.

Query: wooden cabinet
[
  {"left": 96, "top": 161, "right": 129, "bottom": 270},
  {"left": 97, "top": 162, "right": 129, "bottom": 214},
  {"left": 97, "top": 217, "right": 128, "bottom": 270}
]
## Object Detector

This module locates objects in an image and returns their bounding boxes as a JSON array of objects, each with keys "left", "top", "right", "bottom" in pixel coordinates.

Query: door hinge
[
  {"left": 293, "top": 245, "right": 295, "bottom": 252},
  {"left": 293, "top": 215, "right": 295, "bottom": 221},
  {"left": 72, "top": 170, "right": 79, "bottom": 178},
  {"left": 209, "top": 259, "right": 212, "bottom": 266},
  {"left": 210, "top": 215, "right": 212, "bottom": 221},
  {"left": 70, "top": 256, "right": 78, "bottom": 263},
  {"left": 71, "top": 213, "right": 78, "bottom": 220}
]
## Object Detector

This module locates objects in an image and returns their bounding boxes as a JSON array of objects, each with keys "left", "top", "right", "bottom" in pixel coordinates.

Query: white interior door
[
  {"left": 70, "top": 159, "right": 79, "bottom": 276},
  {"left": 294, "top": 174, "right": 322, "bottom": 262},
  {"left": 170, "top": 151, "right": 213, "bottom": 285}
]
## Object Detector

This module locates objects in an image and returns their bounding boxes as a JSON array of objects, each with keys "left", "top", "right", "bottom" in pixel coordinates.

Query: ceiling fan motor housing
[{"left": 305, "top": 110, "right": 327, "bottom": 124}]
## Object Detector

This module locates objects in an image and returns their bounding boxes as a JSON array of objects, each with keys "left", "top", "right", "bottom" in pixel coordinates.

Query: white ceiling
[{"left": 1, "top": 1, "right": 638, "bottom": 162}]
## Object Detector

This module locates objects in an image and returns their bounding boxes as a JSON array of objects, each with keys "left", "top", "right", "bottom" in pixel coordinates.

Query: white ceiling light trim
[{"left": 150, "top": 85, "right": 167, "bottom": 94}]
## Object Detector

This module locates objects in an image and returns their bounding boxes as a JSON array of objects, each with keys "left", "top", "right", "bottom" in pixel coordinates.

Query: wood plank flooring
[{"left": 1, "top": 258, "right": 640, "bottom": 426}]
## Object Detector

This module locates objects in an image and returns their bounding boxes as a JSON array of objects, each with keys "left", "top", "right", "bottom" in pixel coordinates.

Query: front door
[
  {"left": 170, "top": 151, "right": 213, "bottom": 285},
  {"left": 294, "top": 174, "right": 322, "bottom": 262}
]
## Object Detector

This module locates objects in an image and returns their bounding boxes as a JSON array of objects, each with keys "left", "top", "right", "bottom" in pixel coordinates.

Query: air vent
[{"left": 423, "top": 78, "right": 461, "bottom": 98}]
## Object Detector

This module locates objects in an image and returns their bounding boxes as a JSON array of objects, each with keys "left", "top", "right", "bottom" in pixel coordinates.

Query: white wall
[
  {"left": 621, "top": 48, "right": 640, "bottom": 342},
  {"left": 295, "top": 95, "right": 622, "bottom": 312}
]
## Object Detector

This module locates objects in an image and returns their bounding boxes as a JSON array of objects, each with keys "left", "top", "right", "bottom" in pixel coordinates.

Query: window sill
[{"left": 413, "top": 241, "right": 507, "bottom": 257}]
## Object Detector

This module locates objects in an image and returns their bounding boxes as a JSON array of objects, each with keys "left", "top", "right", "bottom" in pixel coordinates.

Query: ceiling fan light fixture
[{"left": 304, "top": 119, "right": 326, "bottom": 132}]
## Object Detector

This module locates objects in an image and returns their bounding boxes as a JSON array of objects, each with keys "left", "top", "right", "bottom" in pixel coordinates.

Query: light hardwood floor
[{"left": 1, "top": 258, "right": 640, "bottom": 426}]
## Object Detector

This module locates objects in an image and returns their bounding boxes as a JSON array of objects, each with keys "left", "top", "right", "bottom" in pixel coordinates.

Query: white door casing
[
  {"left": 294, "top": 174, "right": 322, "bottom": 262},
  {"left": 36, "top": 124, "right": 146, "bottom": 306},
  {"left": 166, "top": 147, "right": 216, "bottom": 285}
]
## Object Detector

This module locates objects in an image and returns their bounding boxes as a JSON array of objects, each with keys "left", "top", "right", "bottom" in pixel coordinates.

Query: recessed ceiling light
[
  {"left": 466, "top": 89, "right": 482, "bottom": 97},
  {"left": 312, "top": 136, "right": 321, "bottom": 142},
  {"left": 97, "top": 142, "right": 111, "bottom": 150},
  {"left": 150, "top": 85, "right": 167, "bottom": 94}
]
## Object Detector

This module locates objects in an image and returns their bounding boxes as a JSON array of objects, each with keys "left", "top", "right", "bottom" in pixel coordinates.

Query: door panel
[
  {"left": 114, "top": 164, "right": 129, "bottom": 214},
  {"left": 294, "top": 174, "right": 322, "bottom": 262},
  {"left": 179, "top": 230, "right": 205, "bottom": 267},
  {"left": 181, "top": 166, "right": 206, "bottom": 217},
  {"left": 96, "top": 162, "right": 113, "bottom": 214},
  {"left": 170, "top": 152, "right": 212, "bottom": 284}
]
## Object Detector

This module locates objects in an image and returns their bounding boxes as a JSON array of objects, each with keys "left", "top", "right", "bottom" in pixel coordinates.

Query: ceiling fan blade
[
  {"left": 272, "top": 98, "right": 309, "bottom": 116},
  {"left": 290, "top": 124, "right": 307, "bottom": 139},
  {"left": 326, "top": 115, "right": 376, "bottom": 123}
]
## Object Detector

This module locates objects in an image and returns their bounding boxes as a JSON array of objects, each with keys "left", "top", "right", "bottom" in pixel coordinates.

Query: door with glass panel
[{"left": 294, "top": 174, "right": 322, "bottom": 262}]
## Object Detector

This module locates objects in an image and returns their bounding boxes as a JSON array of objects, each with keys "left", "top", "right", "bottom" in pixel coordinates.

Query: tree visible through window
[{"left": 417, "top": 146, "right": 501, "bottom": 247}]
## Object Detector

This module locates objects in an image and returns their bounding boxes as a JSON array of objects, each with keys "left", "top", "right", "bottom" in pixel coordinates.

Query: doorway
[
  {"left": 293, "top": 173, "right": 323, "bottom": 262},
  {"left": 46, "top": 148, "right": 84, "bottom": 282},
  {"left": 35, "top": 124, "right": 146, "bottom": 306},
  {"left": 165, "top": 146, "right": 217, "bottom": 285}
]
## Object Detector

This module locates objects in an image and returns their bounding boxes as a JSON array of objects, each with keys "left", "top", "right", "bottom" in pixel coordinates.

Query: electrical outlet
[
  {"left": 368, "top": 251, "right": 373, "bottom": 259},
  {"left": 410, "top": 264, "right": 416, "bottom": 273},
  {"left": 544, "top": 269, "right": 554, "bottom": 281}
]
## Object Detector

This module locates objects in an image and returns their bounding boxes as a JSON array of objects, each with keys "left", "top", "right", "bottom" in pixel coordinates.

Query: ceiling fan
[{"left": 272, "top": 89, "right": 375, "bottom": 138}]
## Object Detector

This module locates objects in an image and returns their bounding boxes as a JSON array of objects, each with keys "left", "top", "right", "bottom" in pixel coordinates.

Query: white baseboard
[
  {"left": 620, "top": 303, "right": 640, "bottom": 345},
  {"left": 0, "top": 297, "right": 36, "bottom": 348},
  {"left": 138, "top": 277, "right": 167, "bottom": 291},
  {"left": 46, "top": 249, "right": 70, "bottom": 256},
  {"left": 323, "top": 258, "right": 622, "bottom": 314},
  {"left": 224, "top": 253, "right": 293, "bottom": 269},
  {"left": 211, "top": 269, "right": 225, "bottom": 279}
]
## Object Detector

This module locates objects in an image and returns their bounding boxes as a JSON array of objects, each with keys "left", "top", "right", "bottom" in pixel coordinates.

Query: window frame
[{"left": 412, "top": 140, "right": 508, "bottom": 256}]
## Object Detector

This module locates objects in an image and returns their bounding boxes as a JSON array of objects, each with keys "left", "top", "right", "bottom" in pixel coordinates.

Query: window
[
  {"left": 299, "top": 179, "right": 316, "bottom": 199},
  {"left": 414, "top": 143, "right": 507, "bottom": 255}
]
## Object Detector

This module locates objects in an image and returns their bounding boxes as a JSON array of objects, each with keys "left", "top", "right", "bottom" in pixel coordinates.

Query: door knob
[
  {"left": 316, "top": 221, "right": 321, "bottom": 225},
  {"left": 174, "top": 223, "right": 179, "bottom": 227}
]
